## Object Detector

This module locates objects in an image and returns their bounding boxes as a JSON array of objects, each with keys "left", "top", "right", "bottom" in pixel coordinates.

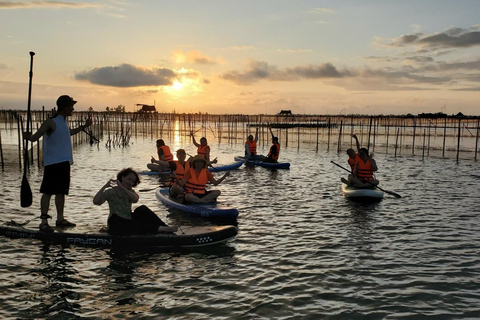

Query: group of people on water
[
  {"left": 345, "top": 134, "right": 379, "bottom": 188},
  {"left": 23, "top": 95, "right": 289, "bottom": 235},
  {"left": 23, "top": 96, "right": 281, "bottom": 235},
  {"left": 243, "top": 127, "right": 281, "bottom": 163}
]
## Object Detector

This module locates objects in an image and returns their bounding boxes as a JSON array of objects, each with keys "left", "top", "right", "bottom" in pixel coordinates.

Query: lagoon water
[{"left": 1, "top": 131, "right": 480, "bottom": 319}]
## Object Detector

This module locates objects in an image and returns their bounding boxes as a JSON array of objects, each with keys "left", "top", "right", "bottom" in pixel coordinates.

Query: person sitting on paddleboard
[
  {"left": 262, "top": 127, "right": 280, "bottom": 163},
  {"left": 147, "top": 139, "right": 173, "bottom": 172},
  {"left": 189, "top": 131, "right": 218, "bottom": 165},
  {"left": 173, "top": 155, "right": 230, "bottom": 204},
  {"left": 244, "top": 128, "right": 265, "bottom": 162},
  {"left": 93, "top": 168, "right": 178, "bottom": 235},
  {"left": 345, "top": 134, "right": 362, "bottom": 185},
  {"left": 349, "top": 148, "right": 379, "bottom": 188},
  {"left": 153, "top": 149, "right": 191, "bottom": 199}
]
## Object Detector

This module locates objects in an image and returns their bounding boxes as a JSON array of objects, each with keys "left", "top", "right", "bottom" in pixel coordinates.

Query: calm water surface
[{"left": 1, "top": 134, "right": 480, "bottom": 320}]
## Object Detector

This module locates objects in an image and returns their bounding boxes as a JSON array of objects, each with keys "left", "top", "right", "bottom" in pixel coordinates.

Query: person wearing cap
[
  {"left": 174, "top": 155, "right": 230, "bottom": 203},
  {"left": 263, "top": 127, "right": 280, "bottom": 163},
  {"left": 23, "top": 95, "right": 92, "bottom": 233}
]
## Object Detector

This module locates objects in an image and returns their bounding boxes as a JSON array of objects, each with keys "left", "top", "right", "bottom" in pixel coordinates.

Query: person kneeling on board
[
  {"left": 172, "top": 155, "right": 230, "bottom": 204},
  {"left": 93, "top": 168, "right": 177, "bottom": 235},
  {"left": 147, "top": 139, "right": 174, "bottom": 172},
  {"left": 348, "top": 148, "right": 380, "bottom": 188}
]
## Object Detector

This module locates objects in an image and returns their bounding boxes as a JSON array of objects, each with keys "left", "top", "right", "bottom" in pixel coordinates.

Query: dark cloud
[
  {"left": 220, "top": 60, "right": 350, "bottom": 85},
  {"left": 402, "top": 56, "right": 435, "bottom": 64},
  {"left": 388, "top": 26, "right": 480, "bottom": 49},
  {"left": 75, "top": 63, "right": 177, "bottom": 87}
]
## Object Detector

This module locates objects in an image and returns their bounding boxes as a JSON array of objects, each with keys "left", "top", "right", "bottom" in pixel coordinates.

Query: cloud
[
  {"left": 385, "top": 26, "right": 480, "bottom": 49},
  {"left": 214, "top": 45, "right": 256, "bottom": 51},
  {"left": 171, "top": 49, "right": 216, "bottom": 65},
  {"left": 277, "top": 48, "right": 313, "bottom": 53},
  {"left": 0, "top": 1, "right": 101, "bottom": 9},
  {"left": 220, "top": 60, "right": 350, "bottom": 85},
  {"left": 75, "top": 63, "right": 178, "bottom": 87},
  {"left": 307, "top": 8, "right": 335, "bottom": 14}
]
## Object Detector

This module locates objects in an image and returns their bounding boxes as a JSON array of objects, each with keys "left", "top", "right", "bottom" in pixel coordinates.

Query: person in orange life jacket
[
  {"left": 174, "top": 155, "right": 230, "bottom": 203},
  {"left": 346, "top": 134, "right": 362, "bottom": 184},
  {"left": 263, "top": 127, "right": 280, "bottom": 163},
  {"left": 350, "top": 148, "right": 379, "bottom": 188},
  {"left": 23, "top": 95, "right": 92, "bottom": 233},
  {"left": 152, "top": 149, "right": 191, "bottom": 199},
  {"left": 346, "top": 134, "right": 361, "bottom": 170},
  {"left": 190, "top": 131, "right": 217, "bottom": 164},
  {"left": 93, "top": 168, "right": 177, "bottom": 235},
  {"left": 147, "top": 139, "right": 173, "bottom": 172},
  {"left": 245, "top": 128, "right": 265, "bottom": 161}
]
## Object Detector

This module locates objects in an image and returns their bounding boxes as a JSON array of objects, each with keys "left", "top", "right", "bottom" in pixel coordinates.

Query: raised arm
[
  {"left": 116, "top": 179, "right": 140, "bottom": 203},
  {"left": 93, "top": 179, "right": 115, "bottom": 205},
  {"left": 70, "top": 117, "right": 92, "bottom": 136},
  {"left": 190, "top": 131, "right": 200, "bottom": 147},
  {"left": 352, "top": 134, "right": 361, "bottom": 153}
]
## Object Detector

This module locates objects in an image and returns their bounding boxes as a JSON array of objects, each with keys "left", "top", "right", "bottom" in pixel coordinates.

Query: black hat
[{"left": 56, "top": 95, "right": 77, "bottom": 108}]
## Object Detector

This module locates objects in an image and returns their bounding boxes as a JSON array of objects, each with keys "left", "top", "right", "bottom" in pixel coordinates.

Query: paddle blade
[
  {"left": 20, "top": 175, "right": 33, "bottom": 207},
  {"left": 386, "top": 190, "right": 402, "bottom": 198}
]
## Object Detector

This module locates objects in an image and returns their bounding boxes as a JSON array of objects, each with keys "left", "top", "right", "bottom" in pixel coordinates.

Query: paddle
[
  {"left": 20, "top": 51, "right": 35, "bottom": 208},
  {"left": 140, "top": 161, "right": 177, "bottom": 192},
  {"left": 331, "top": 161, "right": 401, "bottom": 198}
]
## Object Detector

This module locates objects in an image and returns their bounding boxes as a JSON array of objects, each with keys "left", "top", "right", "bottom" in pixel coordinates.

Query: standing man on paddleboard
[{"left": 23, "top": 95, "right": 92, "bottom": 233}]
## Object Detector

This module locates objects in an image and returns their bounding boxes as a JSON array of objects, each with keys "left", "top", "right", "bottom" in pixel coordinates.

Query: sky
[{"left": 1, "top": 0, "right": 479, "bottom": 115}]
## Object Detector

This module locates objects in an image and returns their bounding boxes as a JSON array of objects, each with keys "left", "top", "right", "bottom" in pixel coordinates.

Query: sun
[{"left": 172, "top": 81, "right": 184, "bottom": 90}]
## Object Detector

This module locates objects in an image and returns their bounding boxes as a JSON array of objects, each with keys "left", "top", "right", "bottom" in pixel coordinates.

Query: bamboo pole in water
[
  {"left": 0, "top": 129, "right": 3, "bottom": 169},
  {"left": 297, "top": 126, "right": 300, "bottom": 150},
  {"left": 337, "top": 120, "right": 343, "bottom": 154},
  {"left": 442, "top": 118, "right": 447, "bottom": 158},
  {"left": 327, "top": 118, "right": 331, "bottom": 151},
  {"left": 422, "top": 129, "right": 426, "bottom": 161},
  {"left": 456, "top": 118, "right": 461, "bottom": 162},
  {"left": 475, "top": 119, "right": 479, "bottom": 161},
  {"left": 412, "top": 118, "right": 417, "bottom": 155},
  {"left": 395, "top": 127, "right": 400, "bottom": 158},
  {"left": 386, "top": 118, "right": 390, "bottom": 154}
]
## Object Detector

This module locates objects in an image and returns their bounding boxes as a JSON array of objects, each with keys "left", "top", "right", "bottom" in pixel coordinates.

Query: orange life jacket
[
  {"left": 356, "top": 159, "right": 374, "bottom": 181},
  {"left": 267, "top": 142, "right": 280, "bottom": 162},
  {"left": 245, "top": 140, "right": 257, "bottom": 155},
  {"left": 173, "top": 161, "right": 190, "bottom": 185},
  {"left": 185, "top": 168, "right": 209, "bottom": 195},
  {"left": 197, "top": 145, "right": 210, "bottom": 159},
  {"left": 158, "top": 145, "right": 173, "bottom": 161},
  {"left": 348, "top": 154, "right": 361, "bottom": 171}
]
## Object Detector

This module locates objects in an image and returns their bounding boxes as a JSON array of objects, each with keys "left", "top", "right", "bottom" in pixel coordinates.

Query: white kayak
[{"left": 341, "top": 183, "right": 384, "bottom": 200}]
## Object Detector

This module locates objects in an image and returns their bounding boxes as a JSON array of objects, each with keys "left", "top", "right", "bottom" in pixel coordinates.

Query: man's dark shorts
[{"left": 40, "top": 161, "right": 70, "bottom": 195}]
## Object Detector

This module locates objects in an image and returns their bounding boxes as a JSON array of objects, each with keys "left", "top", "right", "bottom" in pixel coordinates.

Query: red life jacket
[
  {"left": 267, "top": 142, "right": 280, "bottom": 162},
  {"left": 173, "top": 161, "right": 190, "bottom": 185},
  {"left": 348, "top": 154, "right": 361, "bottom": 171},
  {"left": 356, "top": 159, "right": 374, "bottom": 180},
  {"left": 184, "top": 168, "right": 209, "bottom": 195},
  {"left": 158, "top": 145, "right": 173, "bottom": 161},
  {"left": 246, "top": 140, "right": 257, "bottom": 155},
  {"left": 197, "top": 145, "right": 210, "bottom": 159}
]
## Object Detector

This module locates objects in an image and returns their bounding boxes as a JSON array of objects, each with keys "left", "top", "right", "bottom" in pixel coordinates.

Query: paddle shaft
[
  {"left": 20, "top": 52, "right": 35, "bottom": 207},
  {"left": 331, "top": 161, "right": 401, "bottom": 198}
]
